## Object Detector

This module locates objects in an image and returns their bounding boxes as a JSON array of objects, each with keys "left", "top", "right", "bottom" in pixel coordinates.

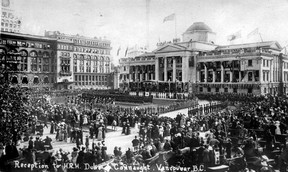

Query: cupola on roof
[{"left": 184, "top": 22, "right": 213, "bottom": 33}]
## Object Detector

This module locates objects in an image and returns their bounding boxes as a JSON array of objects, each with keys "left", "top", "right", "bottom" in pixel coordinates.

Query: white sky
[{"left": 9, "top": 0, "right": 288, "bottom": 64}]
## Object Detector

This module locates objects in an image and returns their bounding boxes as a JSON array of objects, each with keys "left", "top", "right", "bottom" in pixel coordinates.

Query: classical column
[
  {"left": 173, "top": 57, "right": 176, "bottom": 82},
  {"left": 221, "top": 63, "right": 224, "bottom": 82},
  {"left": 259, "top": 64, "right": 262, "bottom": 83},
  {"left": 239, "top": 71, "right": 241, "bottom": 82},
  {"left": 230, "top": 71, "right": 233, "bottom": 82},
  {"left": 204, "top": 63, "right": 207, "bottom": 83},
  {"left": 135, "top": 66, "right": 139, "bottom": 81},
  {"left": 212, "top": 71, "right": 216, "bottom": 83},
  {"left": 270, "top": 59, "right": 273, "bottom": 82},
  {"left": 164, "top": 57, "right": 167, "bottom": 81},
  {"left": 139, "top": 72, "right": 143, "bottom": 81},
  {"left": 129, "top": 74, "right": 132, "bottom": 82},
  {"left": 155, "top": 57, "right": 159, "bottom": 81},
  {"left": 197, "top": 70, "right": 200, "bottom": 82}
]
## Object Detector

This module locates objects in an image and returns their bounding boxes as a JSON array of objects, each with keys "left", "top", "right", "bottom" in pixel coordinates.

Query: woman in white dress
[
  {"left": 275, "top": 121, "right": 281, "bottom": 135},
  {"left": 98, "top": 126, "right": 103, "bottom": 141},
  {"left": 83, "top": 115, "right": 88, "bottom": 125}
]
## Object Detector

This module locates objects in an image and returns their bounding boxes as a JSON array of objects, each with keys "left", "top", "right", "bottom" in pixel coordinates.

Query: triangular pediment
[
  {"left": 271, "top": 42, "right": 282, "bottom": 50},
  {"left": 154, "top": 44, "right": 186, "bottom": 53}
]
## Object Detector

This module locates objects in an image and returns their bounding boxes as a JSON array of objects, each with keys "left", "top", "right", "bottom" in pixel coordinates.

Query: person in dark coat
[
  {"left": 126, "top": 123, "right": 131, "bottom": 135},
  {"left": 122, "top": 122, "right": 126, "bottom": 135},
  {"left": 50, "top": 121, "right": 55, "bottom": 134},
  {"left": 5, "top": 141, "right": 19, "bottom": 160},
  {"left": 125, "top": 148, "right": 133, "bottom": 164},
  {"left": 76, "top": 147, "right": 85, "bottom": 168},
  {"left": 34, "top": 137, "right": 41, "bottom": 150},
  {"left": 28, "top": 137, "right": 34, "bottom": 150},
  {"left": 163, "top": 140, "right": 172, "bottom": 151}
]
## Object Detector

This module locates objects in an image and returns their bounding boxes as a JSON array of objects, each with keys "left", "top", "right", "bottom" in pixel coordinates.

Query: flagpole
[
  {"left": 258, "top": 33, "right": 263, "bottom": 42},
  {"left": 174, "top": 14, "right": 177, "bottom": 39}
]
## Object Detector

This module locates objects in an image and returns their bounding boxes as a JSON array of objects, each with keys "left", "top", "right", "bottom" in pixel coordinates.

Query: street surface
[{"left": 19, "top": 100, "right": 211, "bottom": 157}]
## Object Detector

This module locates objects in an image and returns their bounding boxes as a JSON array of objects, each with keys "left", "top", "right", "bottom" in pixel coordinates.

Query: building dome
[{"left": 184, "top": 22, "right": 213, "bottom": 33}]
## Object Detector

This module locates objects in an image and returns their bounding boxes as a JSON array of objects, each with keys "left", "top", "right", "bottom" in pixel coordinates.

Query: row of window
[
  {"left": 73, "top": 54, "right": 110, "bottom": 61},
  {"left": 1, "top": 22, "right": 20, "bottom": 29},
  {"left": 199, "top": 87, "right": 253, "bottom": 93},
  {"left": 57, "top": 44, "right": 73, "bottom": 51},
  {"left": 74, "top": 64, "right": 109, "bottom": 73},
  {"left": 2, "top": 12, "right": 20, "bottom": 20},
  {"left": 75, "top": 82, "right": 107, "bottom": 86},
  {"left": 74, "top": 46, "right": 110, "bottom": 55},
  {"left": 0, "top": 39, "right": 52, "bottom": 49},
  {"left": 10, "top": 76, "right": 53, "bottom": 85},
  {"left": 74, "top": 75, "right": 107, "bottom": 82},
  {"left": 1, "top": 28, "right": 19, "bottom": 33},
  {"left": 57, "top": 36, "right": 110, "bottom": 47}
]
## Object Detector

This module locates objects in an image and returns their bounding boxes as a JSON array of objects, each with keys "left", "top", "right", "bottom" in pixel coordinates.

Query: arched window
[
  {"left": 43, "top": 76, "right": 49, "bottom": 84},
  {"left": 79, "top": 54, "right": 84, "bottom": 72},
  {"left": 33, "top": 76, "right": 39, "bottom": 84},
  {"left": 22, "top": 76, "right": 28, "bottom": 84},
  {"left": 11, "top": 75, "right": 18, "bottom": 84},
  {"left": 73, "top": 54, "right": 78, "bottom": 72},
  {"left": 30, "top": 51, "right": 38, "bottom": 71}
]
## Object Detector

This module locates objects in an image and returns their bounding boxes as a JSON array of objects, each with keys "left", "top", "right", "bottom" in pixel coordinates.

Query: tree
[{"left": 0, "top": 83, "right": 32, "bottom": 145}]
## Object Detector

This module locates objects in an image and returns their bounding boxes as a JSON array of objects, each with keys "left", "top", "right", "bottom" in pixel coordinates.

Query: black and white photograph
[{"left": 1, "top": 0, "right": 288, "bottom": 171}]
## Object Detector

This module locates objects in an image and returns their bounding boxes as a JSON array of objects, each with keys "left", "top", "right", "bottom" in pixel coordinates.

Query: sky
[{"left": 7, "top": 0, "right": 288, "bottom": 64}]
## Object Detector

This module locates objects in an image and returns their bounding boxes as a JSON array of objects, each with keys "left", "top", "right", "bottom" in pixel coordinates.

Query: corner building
[{"left": 0, "top": 31, "right": 113, "bottom": 90}]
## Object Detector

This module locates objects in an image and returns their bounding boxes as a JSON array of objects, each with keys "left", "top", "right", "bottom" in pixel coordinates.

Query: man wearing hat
[{"left": 28, "top": 137, "right": 34, "bottom": 150}]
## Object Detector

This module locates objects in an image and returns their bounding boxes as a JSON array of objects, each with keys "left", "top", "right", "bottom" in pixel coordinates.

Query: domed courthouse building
[{"left": 119, "top": 22, "right": 288, "bottom": 96}]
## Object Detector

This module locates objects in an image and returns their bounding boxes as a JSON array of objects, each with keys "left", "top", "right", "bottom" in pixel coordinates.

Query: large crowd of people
[{"left": 0, "top": 90, "right": 287, "bottom": 172}]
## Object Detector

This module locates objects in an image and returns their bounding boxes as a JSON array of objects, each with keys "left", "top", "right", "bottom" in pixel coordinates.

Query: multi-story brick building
[
  {"left": 0, "top": 31, "right": 56, "bottom": 89},
  {"left": 45, "top": 31, "right": 113, "bottom": 90},
  {"left": 0, "top": 30, "right": 113, "bottom": 90}
]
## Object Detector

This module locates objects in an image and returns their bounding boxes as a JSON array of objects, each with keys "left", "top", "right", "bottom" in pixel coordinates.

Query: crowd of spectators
[
  {"left": 113, "top": 95, "right": 288, "bottom": 172},
  {"left": 1, "top": 90, "right": 288, "bottom": 172}
]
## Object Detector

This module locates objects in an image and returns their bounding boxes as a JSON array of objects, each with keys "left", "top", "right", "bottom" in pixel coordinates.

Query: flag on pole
[
  {"left": 117, "top": 46, "right": 121, "bottom": 56},
  {"left": 124, "top": 47, "right": 128, "bottom": 57},
  {"left": 247, "top": 28, "right": 259, "bottom": 38},
  {"left": 227, "top": 30, "right": 241, "bottom": 41},
  {"left": 163, "top": 13, "right": 175, "bottom": 23}
]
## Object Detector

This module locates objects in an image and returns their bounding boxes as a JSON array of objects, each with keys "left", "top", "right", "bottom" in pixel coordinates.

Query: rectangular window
[
  {"left": 207, "top": 87, "right": 211, "bottom": 93},
  {"left": 248, "top": 72, "right": 253, "bottom": 81},
  {"left": 199, "top": 87, "right": 203, "bottom": 92},
  {"left": 263, "top": 71, "right": 265, "bottom": 81},
  {"left": 224, "top": 87, "right": 228, "bottom": 92},
  {"left": 248, "top": 60, "right": 252, "bottom": 66},
  {"left": 215, "top": 88, "right": 219, "bottom": 92},
  {"left": 233, "top": 88, "right": 237, "bottom": 93}
]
